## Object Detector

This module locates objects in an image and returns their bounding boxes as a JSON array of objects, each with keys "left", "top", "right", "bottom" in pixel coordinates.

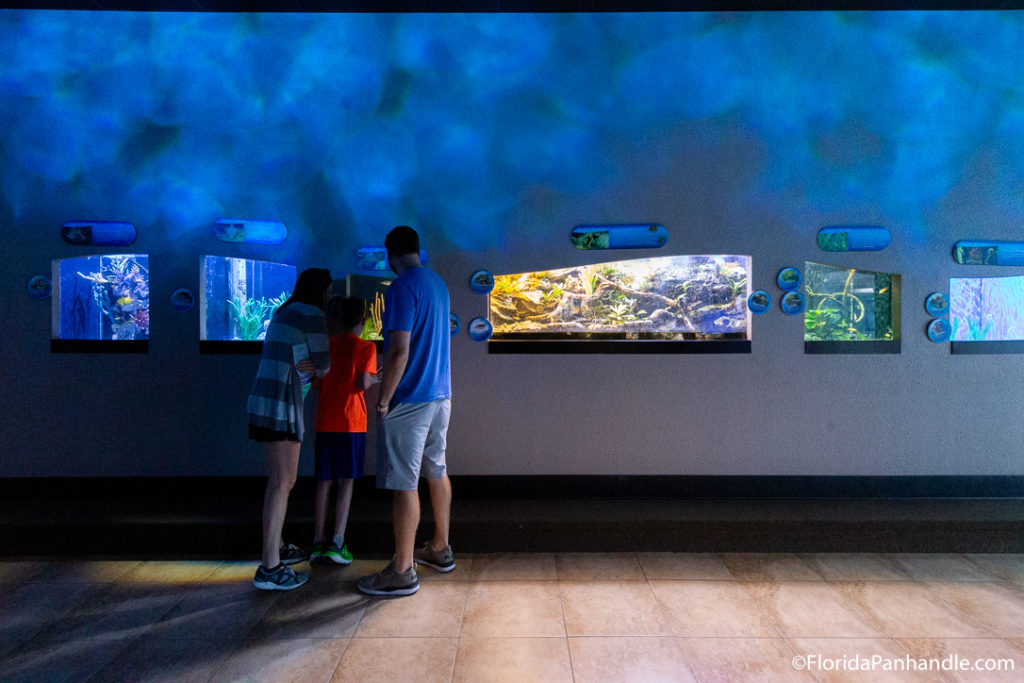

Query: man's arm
[{"left": 376, "top": 330, "right": 410, "bottom": 417}]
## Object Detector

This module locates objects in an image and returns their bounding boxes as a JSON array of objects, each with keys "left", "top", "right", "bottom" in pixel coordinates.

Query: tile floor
[{"left": 2, "top": 553, "right": 1024, "bottom": 682}]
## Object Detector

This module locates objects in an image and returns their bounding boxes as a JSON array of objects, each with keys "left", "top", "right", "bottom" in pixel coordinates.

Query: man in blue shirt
[{"left": 357, "top": 226, "right": 454, "bottom": 597}]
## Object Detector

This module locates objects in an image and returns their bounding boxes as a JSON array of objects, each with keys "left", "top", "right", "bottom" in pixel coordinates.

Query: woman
[{"left": 248, "top": 267, "right": 333, "bottom": 590}]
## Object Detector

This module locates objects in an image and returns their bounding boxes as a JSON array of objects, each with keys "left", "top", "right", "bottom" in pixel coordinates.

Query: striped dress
[{"left": 246, "top": 302, "right": 330, "bottom": 442}]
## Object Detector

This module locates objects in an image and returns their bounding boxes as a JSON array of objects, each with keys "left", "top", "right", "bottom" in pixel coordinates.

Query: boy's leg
[
  {"left": 312, "top": 433, "right": 335, "bottom": 545},
  {"left": 314, "top": 480, "right": 332, "bottom": 544},
  {"left": 334, "top": 478, "right": 355, "bottom": 541}
]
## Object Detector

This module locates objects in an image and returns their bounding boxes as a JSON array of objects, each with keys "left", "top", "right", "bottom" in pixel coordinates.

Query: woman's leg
[
  {"left": 334, "top": 478, "right": 355, "bottom": 541},
  {"left": 261, "top": 440, "right": 301, "bottom": 568}
]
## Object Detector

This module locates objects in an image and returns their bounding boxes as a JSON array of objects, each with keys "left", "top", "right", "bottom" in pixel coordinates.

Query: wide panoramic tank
[
  {"left": 803, "top": 262, "right": 899, "bottom": 342},
  {"left": 950, "top": 275, "right": 1024, "bottom": 342},
  {"left": 488, "top": 255, "right": 751, "bottom": 340},
  {"left": 201, "top": 256, "right": 295, "bottom": 341},
  {"left": 55, "top": 254, "right": 150, "bottom": 340}
]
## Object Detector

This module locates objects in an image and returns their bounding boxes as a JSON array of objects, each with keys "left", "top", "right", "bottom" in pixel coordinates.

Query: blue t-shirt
[{"left": 382, "top": 266, "right": 451, "bottom": 404}]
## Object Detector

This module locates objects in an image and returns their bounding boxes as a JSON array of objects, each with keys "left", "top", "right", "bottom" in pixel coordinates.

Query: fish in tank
[
  {"left": 55, "top": 254, "right": 150, "bottom": 340},
  {"left": 949, "top": 275, "right": 1024, "bottom": 342},
  {"left": 347, "top": 273, "right": 392, "bottom": 342},
  {"left": 488, "top": 254, "right": 751, "bottom": 340},
  {"left": 803, "top": 262, "right": 900, "bottom": 342},
  {"left": 200, "top": 255, "right": 295, "bottom": 341}
]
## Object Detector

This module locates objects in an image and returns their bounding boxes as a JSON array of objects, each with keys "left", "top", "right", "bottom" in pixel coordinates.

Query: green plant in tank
[{"left": 228, "top": 291, "right": 288, "bottom": 341}]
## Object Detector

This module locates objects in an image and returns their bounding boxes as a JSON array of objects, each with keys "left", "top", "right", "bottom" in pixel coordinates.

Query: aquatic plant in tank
[
  {"left": 488, "top": 255, "right": 750, "bottom": 340},
  {"left": 347, "top": 274, "right": 392, "bottom": 342},
  {"left": 200, "top": 256, "right": 295, "bottom": 341},
  {"left": 56, "top": 254, "right": 150, "bottom": 340},
  {"left": 950, "top": 276, "right": 1024, "bottom": 342},
  {"left": 803, "top": 262, "right": 899, "bottom": 342}
]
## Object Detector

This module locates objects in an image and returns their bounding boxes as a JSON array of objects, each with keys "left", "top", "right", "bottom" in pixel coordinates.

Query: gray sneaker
[
  {"left": 413, "top": 543, "right": 455, "bottom": 573},
  {"left": 356, "top": 561, "right": 419, "bottom": 596},
  {"left": 253, "top": 564, "right": 308, "bottom": 591}
]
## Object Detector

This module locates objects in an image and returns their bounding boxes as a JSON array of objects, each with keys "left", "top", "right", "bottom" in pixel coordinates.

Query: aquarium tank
[
  {"left": 488, "top": 255, "right": 751, "bottom": 341},
  {"left": 200, "top": 256, "right": 295, "bottom": 341},
  {"left": 803, "top": 262, "right": 899, "bottom": 343},
  {"left": 54, "top": 254, "right": 150, "bottom": 340},
  {"left": 346, "top": 274, "right": 392, "bottom": 342},
  {"left": 950, "top": 276, "right": 1024, "bottom": 342}
]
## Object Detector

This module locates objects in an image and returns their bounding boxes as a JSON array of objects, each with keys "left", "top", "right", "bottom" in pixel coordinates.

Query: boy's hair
[
  {"left": 326, "top": 296, "right": 366, "bottom": 330},
  {"left": 385, "top": 225, "right": 420, "bottom": 258}
]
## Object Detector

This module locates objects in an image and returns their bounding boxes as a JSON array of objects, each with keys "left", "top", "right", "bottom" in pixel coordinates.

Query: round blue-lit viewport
[
  {"left": 171, "top": 288, "right": 195, "bottom": 312},
  {"left": 781, "top": 291, "right": 805, "bottom": 315},
  {"left": 468, "top": 317, "right": 493, "bottom": 342},
  {"left": 450, "top": 313, "right": 461, "bottom": 337},
  {"left": 470, "top": 270, "right": 494, "bottom": 294},
  {"left": 927, "top": 318, "right": 952, "bottom": 343},
  {"left": 925, "top": 292, "right": 949, "bottom": 317},
  {"left": 28, "top": 275, "right": 52, "bottom": 299},
  {"left": 748, "top": 290, "right": 771, "bottom": 314},
  {"left": 777, "top": 267, "right": 802, "bottom": 291}
]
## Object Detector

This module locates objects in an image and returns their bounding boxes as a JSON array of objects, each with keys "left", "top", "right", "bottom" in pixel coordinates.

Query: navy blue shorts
[{"left": 314, "top": 432, "right": 366, "bottom": 482}]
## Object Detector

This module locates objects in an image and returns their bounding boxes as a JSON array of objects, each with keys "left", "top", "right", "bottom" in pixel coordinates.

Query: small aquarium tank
[
  {"left": 803, "top": 262, "right": 899, "bottom": 342},
  {"left": 950, "top": 276, "right": 1024, "bottom": 342},
  {"left": 347, "top": 274, "right": 392, "bottom": 342},
  {"left": 54, "top": 254, "right": 150, "bottom": 340},
  {"left": 488, "top": 255, "right": 751, "bottom": 341},
  {"left": 200, "top": 256, "right": 295, "bottom": 341}
]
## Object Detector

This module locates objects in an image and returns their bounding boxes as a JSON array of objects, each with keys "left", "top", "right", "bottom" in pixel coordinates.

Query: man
[{"left": 357, "top": 226, "right": 454, "bottom": 597}]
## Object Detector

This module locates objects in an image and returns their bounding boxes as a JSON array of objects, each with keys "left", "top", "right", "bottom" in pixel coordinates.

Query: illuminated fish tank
[
  {"left": 803, "top": 261, "right": 901, "bottom": 354},
  {"left": 949, "top": 276, "right": 1024, "bottom": 354},
  {"left": 52, "top": 254, "right": 150, "bottom": 351},
  {"left": 347, "top": 274, "right": 392, "bottom": 343},
  {"left": 487, "top": 255, "right": 751, "bottom": 353},
  {"left": 200, "top": 256, "right": 295, "bottom": 348}
]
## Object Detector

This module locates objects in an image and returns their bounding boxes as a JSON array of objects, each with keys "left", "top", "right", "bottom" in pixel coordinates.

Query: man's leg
[
  {"left": 393, "top": 488, "right": 419, "bottom": 572},
  {"left": 425, "top": 475, "right": 451, "bottom": 551}
]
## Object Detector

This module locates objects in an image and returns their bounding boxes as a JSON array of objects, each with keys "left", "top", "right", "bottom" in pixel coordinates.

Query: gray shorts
[{"left": 378, "top": 398, "right": 451, "bottom": 491}]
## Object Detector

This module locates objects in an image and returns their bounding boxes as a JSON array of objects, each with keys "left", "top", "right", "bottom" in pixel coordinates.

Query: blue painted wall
[{"left": 2, "top": 10, "right": 1023, "bottom": 476}]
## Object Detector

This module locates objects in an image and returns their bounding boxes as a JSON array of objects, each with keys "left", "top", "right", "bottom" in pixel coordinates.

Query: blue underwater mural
[{"left": 2, "top": 11, "right": 1024, "bottom": 253}]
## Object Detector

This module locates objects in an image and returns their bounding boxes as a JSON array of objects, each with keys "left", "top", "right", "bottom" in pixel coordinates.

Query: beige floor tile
[
  {"left": 650, "top": 580, "right": 779, "bottom": 637},
  {"left": 718, "top": 553, "right": 824, "bottom": 581},
  {"left": 788, "top": 637, "right": 935, "bottom": 682},
  {"left": 157, "top": 581, "right": 283, "bottom": 641},
  {"left": 87, "top": 635, "right": 239, "bottom": 683},
  {"left": 205, "top": 561, "right": 268, "bottom": 584},
  {"left": 801, "top": 553, "right": 909, "bottom": 581},
  {"left": 637, "top": 552, "right": 734, "bottom": 580},
  {"left": 555, "top": 552, "right": 645, "bottom": 580},
  {"left": 117, "top": 560, "right": 222, "bottom": 584},
  {"left": 0, "top": 581, "right": 107, "bottom": 645},
  {"left": 569, "top": 636, "right": 696, "bottom": 682},
  {"left": 560, "top": 580, "right": 673, "bottom": 636},
  {"left": 897, "top": 638, "right": 1024, "bottom": 682},
  {"left": 41, "top": 582, "right": 189, "bottom": 642},
  {"left": 249, "top": 580, "right": 368, "bottom": 639},
  {"left": 742, "top": 581, "right": 885, "bottom": 638},
  {"left": 454, "top": 637, "right": 573, "bottom": 683},
  {"left": 676, "top": 637, "right": 814, "bottom": 682},
  {"left": 333, "top": 637, "right": 457, "bottom": 683},
  {"left": 29, "top": 560, "right": 141, "bottom": 583},
  {"left": 831, "top": 581, "right": 990, "bottom": 638},
  {"left": 962, "top": 554, "right": 1024, "bottom": 582},
  {"left": 923, "top": 581, "right": 1024, "bottom": 637},
  {"left": 471, "top": 553, "right": 558, "bottom": 580},
  {"left": 886, "top": 554, "right": 999, "bottom": 582},
  {"left": 417, "top": 555, "right": 473, "bottom": 582},
  {"left": 210, "top": 637, "right": 348, "bottom": 683},
  {"left": 354, "top": 581, "right": 467, "bottom": 638},
  {"left": 461, "top": 581, "right": 565, "bottom": 637},
  {"left": 0, "top": 635, "right": 135, "bottom": 683}
]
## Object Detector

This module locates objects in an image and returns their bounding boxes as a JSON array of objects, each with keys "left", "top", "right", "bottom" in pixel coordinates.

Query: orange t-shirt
[{"left": 315, "top": 334, "right": 377, "bottom": 433}]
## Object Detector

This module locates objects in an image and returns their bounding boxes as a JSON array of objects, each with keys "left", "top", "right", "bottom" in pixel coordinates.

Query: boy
[{"left": 310, "top": 296, "right": 378, "bottom": 564}]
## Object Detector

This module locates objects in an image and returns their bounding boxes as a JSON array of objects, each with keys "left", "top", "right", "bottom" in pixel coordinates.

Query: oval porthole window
[
  {"left": 468, "top": 317, "right": 493, "bottom": 342},
  {"left": 927, "top": 317, "right": 951, "bottom": 343},
  {"left": 748, "top": 290, "right": 771, "bottom": 314},
  {"left": 450, "top": 313, "right": 461, "bottom": 337},
  {"left": 777, "top": 267, "right": 802, "bottom": 291},
  {"left": 781, "top": 291, "right": 805, "bottom": 315},
  {"left": 470, "top": 270, "right": 494, "bottom": 295},
  {"left": 27, "top": 275, "right": 52, "bottom": 299},
  {"left": 925, "top": 292, "right": 949, "bottom": 317},
  {"left": 171, "top": 288, "right": 196, "bottom": 312}
]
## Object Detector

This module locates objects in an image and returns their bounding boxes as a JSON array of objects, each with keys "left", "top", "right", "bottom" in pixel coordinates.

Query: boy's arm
[{"left": 356, "top": 372, "right": 374, "bottom": 392}]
